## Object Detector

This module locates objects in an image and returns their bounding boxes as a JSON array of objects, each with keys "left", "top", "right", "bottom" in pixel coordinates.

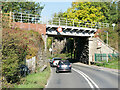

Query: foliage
[
  {"left": 2, "top": 29, "right": 27, "bottom": 84},
  {"left": 52, "top": 2, "right": 118, "bottom": 26},
  {"left": 47, "top": 37, "right": 52, "bottom": 49},
  {"left": 99, "top": 25, "right": 118, "bottom": 50},
  {"left": 64, "top": 2, "right": 105, "bottom": 22},
  {"left": 2, "top": 1, "right": 44, "bottom": 15},
  {"left": 95, "top": 57, "right": 119, "bottom": 69},
  {"left": 91, "top": 2, "right": 118, "bottom": 24},
  {"left": 2, "top": 28, "right": 44, "bottom": 87},
  {"left": 2, "top": 1, "right": 44, "bottom": 23}
]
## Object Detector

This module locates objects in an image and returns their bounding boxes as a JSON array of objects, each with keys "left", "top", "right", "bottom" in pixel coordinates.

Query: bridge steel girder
[{"left": 46, "top": 25, "right": 97, "bottom": 37}]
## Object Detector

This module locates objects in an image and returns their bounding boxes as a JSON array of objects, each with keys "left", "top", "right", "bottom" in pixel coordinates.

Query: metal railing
[
  {"left": 1, "top": 11, "right": 109, "bottom": 29},
  {"left": 46, "top": 17, "right": 109, "bottom": 29},
  {"left": 95, "top": 53, "right": 119, "bottom": 62},
  {"left": 12, "top": 12, "right": 41, "bottom": 24}
]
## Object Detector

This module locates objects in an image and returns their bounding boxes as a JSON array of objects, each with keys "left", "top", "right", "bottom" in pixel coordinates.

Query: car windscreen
[
  {"left": 59, "top": 61, "right": 70, "bottom": 65},
  {"left": 54, "top": 58, "right": 61, "bottom": 60}
]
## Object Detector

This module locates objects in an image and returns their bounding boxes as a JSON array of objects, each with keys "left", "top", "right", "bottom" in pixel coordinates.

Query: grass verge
[
  {"left": 95, "top": 57, "right": 119, "bottom": 69},
  {"left": 15, "top": 64, "right": 51, "bottom": 88}
]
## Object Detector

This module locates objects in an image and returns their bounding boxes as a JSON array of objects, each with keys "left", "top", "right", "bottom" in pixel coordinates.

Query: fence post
[
  {"left": 13, "top": 12, "right": 15, "bottom": 22},
  {"left": 21, "top": 13, "right": 22, "bottom": 23},
  {"left": 106, "top": 54, "right": 108, "bottom": 62},
  {"left": 107, "top": 23, "right": 109, "bottom": 27},
  {"left": 28, "top": 14, "right": 29, "bottom": 23},
  {"left": 91, "top": 22, "right": 92, "bottom": 28},
  {"left": 66, "top": 18, "right": 67, "bottom": 27},
  {"left": 79, "top": 20, "right": 81, "bottom": 27},
  {"left": 85, "top": 23, "right": 86, "bottom": 28},
  {"left": 59, "top": 18, "right": 60, "bottom": 26},
  {"left": 28, "top": 14, "right": 30, "bottom": 30},
  {"left": 9, "top": 11, "right": 12, "bottom": 27},
  {"left": 35, "top": 15, "right": 36, "bottom": 24},
  {"left": 73, "top": 19, "right": 74, "bottom": 27}
]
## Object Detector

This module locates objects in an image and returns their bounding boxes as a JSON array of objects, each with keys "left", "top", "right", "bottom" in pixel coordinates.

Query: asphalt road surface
[{"left": 46, "top": 63, "right": 119, "bottom": 88}]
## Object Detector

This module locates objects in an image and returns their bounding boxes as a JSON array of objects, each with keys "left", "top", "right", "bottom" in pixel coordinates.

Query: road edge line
[
  {"left": 72, "top": 68, "right": 94, "bottom": 88},
  {"left": 45, "top": 67, "right": 52, "bottom": 88},
  {"left": 80, "top": 70, "right": 100, "bottom": 88}
]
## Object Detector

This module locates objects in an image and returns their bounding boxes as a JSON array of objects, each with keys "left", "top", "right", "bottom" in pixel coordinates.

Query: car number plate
[{"left": 62, "top": 65, "right": 67, "bottom": 68}]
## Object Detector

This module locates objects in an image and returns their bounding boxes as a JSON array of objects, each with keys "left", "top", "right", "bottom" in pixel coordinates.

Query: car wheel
[{"left": 56, "top": 70, "right": 59, "bottom": 73}]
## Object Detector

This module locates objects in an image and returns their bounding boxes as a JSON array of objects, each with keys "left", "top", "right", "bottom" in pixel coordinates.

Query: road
[{"left": 45, "top": 63, "right": 118, "bottom": 88}]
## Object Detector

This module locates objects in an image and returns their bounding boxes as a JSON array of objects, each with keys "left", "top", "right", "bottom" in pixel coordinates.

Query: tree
[
  {"left": 52, "top": 2, "right": 118, "bottom": 25},
  {"left": 2, "top": 1, "right": 44, "bottom": 23},
  {"left": 109, "top": 2, "right": 118, "bottom": 24},
  {"left": 52, "top": 2, "right": 108, "bottom": 28},
  {"left": 91, "top": 2, "right": 118, "bottom": 24},
  {"left": 2, "top": 1, "right": 44, "bottom": 15},
  {"left": 63, "top": 2, "right": 105, "bottom": 22}
]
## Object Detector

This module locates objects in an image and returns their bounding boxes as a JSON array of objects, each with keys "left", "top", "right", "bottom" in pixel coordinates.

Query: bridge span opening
[{"left": 47, "top": 35, "right": 90, "bottom": 64}]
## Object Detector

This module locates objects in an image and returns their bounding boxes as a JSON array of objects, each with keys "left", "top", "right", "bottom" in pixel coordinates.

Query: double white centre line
[{"left": 72, "top": 68, "right": 100, "bottom": 89}]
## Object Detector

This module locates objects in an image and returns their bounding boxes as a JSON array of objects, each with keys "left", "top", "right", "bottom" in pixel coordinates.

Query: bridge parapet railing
[
  {"left": 47, "top": 17, "right": 109, "bottom": 29},
  {"left": 11, "top": 12, "right": 41, "bottom": 24},
  {"left": 1, "top": 11, "right": 42, "bottom": 28},
  {"left": 1, "top": 11, "right": 109, "bottom": 29}
]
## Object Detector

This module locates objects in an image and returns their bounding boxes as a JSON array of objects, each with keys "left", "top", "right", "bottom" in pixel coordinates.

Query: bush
[
  {"left": 2, "top": 37, "right": 27, "bottom": 84},
  {"left": 2, "top": 28, "right": 44, "bottom": 87}
]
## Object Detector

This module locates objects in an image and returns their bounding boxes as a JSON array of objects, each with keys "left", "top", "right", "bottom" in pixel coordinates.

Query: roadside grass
[
  {"left": 15, "top": 64, "right": 51, "bottom": 88},
  {"left": 95, "top": 57, "right": 119, "bottom": 69}
]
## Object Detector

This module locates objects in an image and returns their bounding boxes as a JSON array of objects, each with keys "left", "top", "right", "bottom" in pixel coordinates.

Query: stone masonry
[{"left": 89, "top": 37, "right": 118, "bottom": 62}]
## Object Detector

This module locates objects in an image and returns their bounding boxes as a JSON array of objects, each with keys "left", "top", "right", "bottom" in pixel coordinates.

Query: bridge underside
[
  {"left": 47, "top": 35, "right": 89, "bottom": 64},
  {"left": 46, "top": 25, "right": 97, "bottom": 37},
  {"left": 45, "top": 25, "right": 97, "bottom": 64}
]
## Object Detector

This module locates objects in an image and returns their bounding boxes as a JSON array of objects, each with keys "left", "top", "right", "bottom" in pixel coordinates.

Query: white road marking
[
  {"left": 45, "top": 68, "right": 52, "bottom": 88},
  {"left": 72, "top": 68, "right": 100, "bottom": 89},
  {"left": 80, "top": 70, "right": 99, "bottom": 88},
  {"left": 72, "top": 68, "right": 94, "bottom": 88}
]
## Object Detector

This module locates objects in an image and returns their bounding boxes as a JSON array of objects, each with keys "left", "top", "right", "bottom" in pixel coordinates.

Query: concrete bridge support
[{"left": 88, "top": 37, "right": 118, "bottom": 63}]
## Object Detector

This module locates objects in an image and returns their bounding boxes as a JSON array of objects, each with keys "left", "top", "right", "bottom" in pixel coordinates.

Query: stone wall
[
  {"left": 89, "top": 37, "right": 118, "bottom": 62},
  {"left": 52, "top": 37, "right": 67, "bottom": 54},
  {"left": 26, "top": 56, "right": 36, "bottom": 72},
  {"left": 26, "top": 47, "right": 46, "bottom": 73}
]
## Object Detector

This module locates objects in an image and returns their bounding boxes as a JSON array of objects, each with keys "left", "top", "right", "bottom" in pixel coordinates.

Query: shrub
[
  {"left": 2, "top": 28, "right": 44, "bottom": 87},
  {"left": 2, "top": 37, "right": 27, "bottom": 84}
]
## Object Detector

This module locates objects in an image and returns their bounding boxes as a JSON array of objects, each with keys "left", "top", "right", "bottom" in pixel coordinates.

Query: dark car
[
  {"left": 56, "top": 60, "right": 72, "bottom": 73},
  {"left": 49, "top": 59, "right": 52, "bottom": 65},
  {"left": 19, "top": 64, "right": 30, "bottom": 77},
  {"left": 50, "top": 58, "right": 62, "bottom": 67}
]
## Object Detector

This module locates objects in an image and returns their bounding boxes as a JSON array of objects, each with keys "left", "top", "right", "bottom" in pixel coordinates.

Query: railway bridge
[{"left": 2, "top": 12, "right": 109, "bottom": 64}]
